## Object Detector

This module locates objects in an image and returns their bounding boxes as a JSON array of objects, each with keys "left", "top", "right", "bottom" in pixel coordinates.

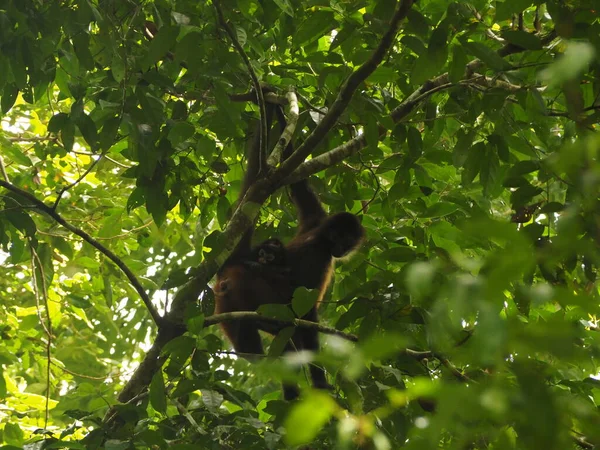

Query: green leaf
[
  {"left": 365, "top": 116, "right": 379, "bottom": 151},
  {"left": 508, "top": 160, "right": 539, "bottom": 177},
  {"left": 2, "top": 144, "right": 32, "bottom": 167},
  {"left": 186, "top": 314, "right": 205, "bottom": 334},
  {"left": 145, "top": 184, "right": 168, "bottom": 226},
  {"left": 540, "top": 41, "right": 596, "bottom": 87},
  {"left": 377, "top": 154, "right": 404, "bottom": 172},
  {"left": 142, "top": 25, "right": 180, "bottom": 70},
  {"left": 1, "top": 84, "right": 18, "bottom": 114},
  {"left": 102, "top": 274, "right": 113, "bottom": 307},
  {"left": 3, "top": 422, "right": 24, "bottom": 445},
  {"left": 99, "top": 117, "right": 121, "bottom": 151},
  {"left": 72, "top": 32, "right": 95, "bottom": 70},
  {"left": 5, "top": 209, "right": 36, "bottom": 237},
  {"left": 210, "top": 159, "right": 229, "bottom": 174},
  {"left": 61, "top": 118, "right": 75, "bottom": 152},
  {"left": 0, "top": 368, "right": 7, "bottom": 398},
  {"left": 111, "top": 54, "right": 125, "bottom": 83},
  {"left": 421, "top": 202, "right": 459, "bottom": 218},
  {"left": 201, "top": 389, "right": 224, "bottom": 413},
  {"left": 501, "top": 30, "right": 542, "bottom": 50},
  {"left": 453, "top": 129, "right": 474, "bottom": 167},
  {"left": 449, "top": 44, "right": 469, "bottom": 83},
  {"left": 488, "top": 134, "right": 510, "bottom": 162},
  {"left": 258, "top": 304, "right": 295, "bottom": 321},
  {"left": 510, "top": 184, "right": 543, "bottom": 207},
  {"left": 74, "top": 256, "right": 100, "bottom": 269},
  {"left": 34, "top": 243, "right": 55, "bottom": 294},
  {"left": 379, "top": 247, "right": 416, "bottom": 262},
  {"left": 272, "top": 0, "right": 294, "bottom": 17},
  {"left": 285, "top": 391, "right": 338, "bottom": 446},
  {"left": 75, "top": 113, "right": 98, "bottom": 150},
  {"left": 292, "top": 287, "right": 319, "bottom": 318},
  {"left": 480, "top": 147, "right": 501, "bottom": 196},
  {"left": 168, "top": 121, "right": 195, "bottom": 147},
  {"left": 460, "top": 40, "right": 512, "bottom": 72},
  {"left": 268, "top": 326, "right": 295, "bottom": 357},
  {"left": 216, "top": 196, "right": 230, "bottom": 229},
  {"left": 462, "top": 142, "right": 485, "bottom": 185},
  {"left": 406, "top": 262, "right": 436, "bottom": 300},
  {"left": 360, "top": 332, "right": 407, "bottom": 362},
  {"left": 407, "top": 126, "right": 423, "bottom": 160},
  {"left": 48, "top": 112, "right": 69, "bottom": 133},
  {"left": 150, "top": 372, "right": 167, "bottom": 413},
  {"left": 294, "top": 11, "right": 336, "bottom": 48}
]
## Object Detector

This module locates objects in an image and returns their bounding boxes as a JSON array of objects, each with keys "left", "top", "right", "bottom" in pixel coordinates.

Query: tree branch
[
  {"left": 283, "top": 134, "right": 367, "bottom": 185},
  {"left": 268, "top": 89, "right": 299, "bottom": 167},
  {"left": 204, "top": 311, "right": 359, "bottom": 341},
  {"left": 52, "top": 150, "right": 107, "bottom": 210},
  {"left": 113, "top": 19, "right": 557, "bottom": 416},
  {"left": 390, "top": 29, "right": 557, "bottom": 122},
  {"left": 213, "top": 0, "right": 268, "bottom": 171},
  {"left": 115, "top": 178, "right": 275, "bottom": 404},
  {"left": 0, "top": 179, "right": 164, "bottom": 327},
  {"left": 274, "top": 0, "right": 415, "bottom": 181},
  {"left": 281, "top": 30, "right": 559, "bottom": 184}
]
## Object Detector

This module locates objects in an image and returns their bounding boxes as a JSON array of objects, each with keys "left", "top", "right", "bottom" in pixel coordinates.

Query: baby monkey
[{"left": 244, "top": 238, "right": 288, "bottom": 275}]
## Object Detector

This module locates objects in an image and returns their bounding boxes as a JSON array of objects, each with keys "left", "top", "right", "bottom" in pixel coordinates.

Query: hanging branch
[
  {"left": 267, "top": 89, "right": 299, "bottom": 166},
  {"left": 0, "top": 179, "right": 164, "bottom": 327},
  {"left": 213, "top": 0, "right": 268, "bottom": 171}
]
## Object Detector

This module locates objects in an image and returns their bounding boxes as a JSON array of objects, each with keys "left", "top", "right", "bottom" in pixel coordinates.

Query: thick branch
[
  {"left": 0, "top": 180, "right": 164, "bottom": 327},
  {"left": 267, "top": 89, "right": 299, "bottom": 166},
  {"left": 274, "top": 0, "right": 415, "bottom": 181},
  {"left": 283, "top": 134, "right": 367, "bottom": 185},
  {"left": 116, "top": 177, "right": 275, "bottom": 404}
]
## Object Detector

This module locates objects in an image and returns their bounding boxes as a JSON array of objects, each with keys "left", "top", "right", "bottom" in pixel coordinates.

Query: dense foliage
[{"left": 1, "top": 0, "right": 599, "bottom": 448}]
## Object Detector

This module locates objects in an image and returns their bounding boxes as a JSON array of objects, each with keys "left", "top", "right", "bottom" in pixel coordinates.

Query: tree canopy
[{"left": 1, "top": 0, "right": 600, "bottom": 449}]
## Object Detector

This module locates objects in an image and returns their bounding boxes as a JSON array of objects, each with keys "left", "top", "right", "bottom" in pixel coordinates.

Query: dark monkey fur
[{"left": 214, "top": 89, "right": 364, "bottom": 399}]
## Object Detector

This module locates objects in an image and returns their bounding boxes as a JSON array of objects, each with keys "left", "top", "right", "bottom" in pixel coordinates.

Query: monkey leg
[
  {"left": 295, "top": 307, "right": 334, "bottom": 392},
  {"left": 220, "top": 320, "right": 264, "bottom": 362},
  {"left": 281, "top": 338, "right": 301, "bottom": 401}
]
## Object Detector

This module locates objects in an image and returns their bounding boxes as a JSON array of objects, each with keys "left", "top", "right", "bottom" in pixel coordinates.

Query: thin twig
[
  {"left": 213, "top": 0, "right": 268, "bottom": 172},
  {"left": 471, "top": 7, "right": 505, "bottom": 43},
  {"left": 173, "top": 398, "right": 208, "bottom": 434},
  {"left": 50, "top": 361, "right": 114, "bottom": 380},
  {"left": 53, "top": 151, "right": 108, "bottom": 210},
  {"left": 30, "top": 245, "right": 53, "bottom": 427},
  {"left": 6, "top": 135, "right": 58, "bottom": 143},
  {"left": 0, "top": 155, "right": 8, "bottom": 182},
  {"left": 0, "top": 179, "right": 164, "bottom": 327},
  {"left": 203, "top": 311, "right": 359, "bottom": 342},
  {"left": 572, "top": 434, "right": 595, "bottom": 449},
  {"left": 356, "top": 154, "right": 381, "bottom": 215},
  {"left": 73, "top": 150, "right": 132, "bottom": 169}
]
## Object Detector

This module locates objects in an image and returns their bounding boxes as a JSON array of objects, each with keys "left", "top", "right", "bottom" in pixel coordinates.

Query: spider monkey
[
  {"left": 214, "top": 88, "right": 364, "bottom": 400},
  {"left": 217, "top": 238, "right": 289, "bottom": 294},
  {"left": 244, "top": 238, "right": 288, "bottom": 272}
]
